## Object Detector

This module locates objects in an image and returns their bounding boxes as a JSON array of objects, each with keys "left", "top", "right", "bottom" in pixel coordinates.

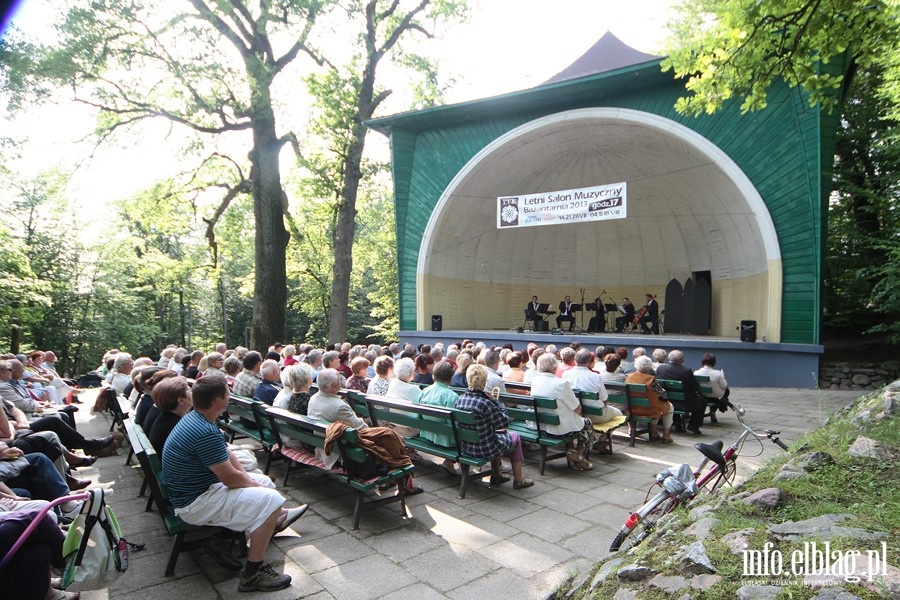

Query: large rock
[
  {"left": 810, "top": 587, "right": 861, "bottom": 599},
  {"left": 742, "top": 487, "right": 783, "bottom": 509},
  {"left": 617, "top": 563, "right": 657, "bottom": 582},
  {"left": 686, "top": 516, "right": 718, "bottom": 540},
  {"left": 737, "top": 585, "right": 781, "bottom": 599},
  {"left": 648, "top": 573, "right": 689, "bottom": 594},
  {"left": 774, "top": 462, "right": 808, "bottom": 481},
  {"left": 796, "top": 451, "right": 835, "bottom": 471},
  {"left": 769, "top": 514, "right": 888, "bottom": 542},
  {"left": 589, "top": 557, "right": 624, "bottom": 590},
  {"left": 722, "top": 528, "right": 756, "bottom": 554},
  {"left": 848, "top": 436, "right": 900, "bottom": 461},
  {"left": 678, "top": 541, "right": 717, "bottom": 575},
  {"left": 852, "top": 373, "right": 872, "bottom": 386},
  {"left": 690, "top": 574, "right": 721, "bottom": 590},
  {"left": 612, "top": 588, "right": 639, "bottom": 600}
]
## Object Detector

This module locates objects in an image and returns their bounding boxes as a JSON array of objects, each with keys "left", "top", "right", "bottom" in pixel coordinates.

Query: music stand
[{"left": 604, "top": 303, "right": 619, "bottom": 332}]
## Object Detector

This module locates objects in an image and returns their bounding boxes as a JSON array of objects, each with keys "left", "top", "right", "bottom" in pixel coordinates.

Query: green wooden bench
[
  {"left": 693, "top": 374, "right": 722, "bottom": 424},
  {"left": 657, "top": 379, "right": 689, "bottom": 432},
  {"left": 123, "top": 417, "right": 246, "bottom": 576},
  {"left": 501, "top": 393, "right": 576, "bottom": 475},
  {"left": 575, "top": 389, "right": 628, "bottom": 454},
  {"left": 363, "top": 395, "right": 497, "bottom": 499},
  {"left": 264, "top": 406, "right": 415, "bottom": 529},
  {"left": 218, "top": 394, "right": 278, "bottom": 474},
  {"left": 604, "top": 382, "right": 659, "bottom": 446}
]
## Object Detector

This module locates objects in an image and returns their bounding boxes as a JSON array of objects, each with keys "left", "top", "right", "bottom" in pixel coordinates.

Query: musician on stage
[
  {"left": 641, "top": 293, "right": 660, "bottom": 335},
  {"left": 556, "top": 295, "right": 576, "bottom": 331},
  {"left": 587, "top": 297, "right": 606, "bottom": 333},
  {"left": 614, "top": 298, "right": 635, "bottom": 333},
  {"left": 524, "top": 295, "right": 542, "bottom": 330}
]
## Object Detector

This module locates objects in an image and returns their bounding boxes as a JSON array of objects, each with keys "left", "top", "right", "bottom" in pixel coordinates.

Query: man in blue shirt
[{"left": 162, "top": 375, "right": 308, "bottom": 592}]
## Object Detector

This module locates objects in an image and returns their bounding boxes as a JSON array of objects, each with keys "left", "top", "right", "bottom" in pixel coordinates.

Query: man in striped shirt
[{"left": 162, "top": 375, "right": 308, "bottom": 592}]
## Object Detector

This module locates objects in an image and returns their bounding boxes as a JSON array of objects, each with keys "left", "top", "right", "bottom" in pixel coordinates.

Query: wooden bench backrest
[
  {"left": 604, "top": 382, "right": 629, "bottom": 409},
  {"left": 657, "top": 379, "right": 687, "bottom": 402},
  {"left": 694, "top": 374, "right": 715, "bottom": 398},
  {"left": 499, "top": 393, "right": 562, "bottom": 428},
  {"left": 575, "top": 390, "right": 603, "bottom": 418},
  {"left": 625, "top": 383, "right": 652, "bottom": 408},
  {"left": 364, "top": 396, "right": 475, "bottom": 444},
  {"left": 264, "top": 406, "right": 328, "bottom": 450},
  {"left": 342, "top": 389, "right": 371, "bottom": 419}
]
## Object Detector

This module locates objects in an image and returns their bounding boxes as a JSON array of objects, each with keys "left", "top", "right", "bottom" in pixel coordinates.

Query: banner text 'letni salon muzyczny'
[{"left": 497, "top": 182, "right": 627, "bottom": 229}]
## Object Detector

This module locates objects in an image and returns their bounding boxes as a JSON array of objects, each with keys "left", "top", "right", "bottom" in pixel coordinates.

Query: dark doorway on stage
[{"left": 664, "top": 271, "right": 711, "bottom": 335}]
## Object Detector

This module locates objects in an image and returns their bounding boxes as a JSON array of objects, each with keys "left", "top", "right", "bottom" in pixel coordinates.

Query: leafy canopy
[{"left": 663, "top": 0, "right": 900, "bottom": 116}]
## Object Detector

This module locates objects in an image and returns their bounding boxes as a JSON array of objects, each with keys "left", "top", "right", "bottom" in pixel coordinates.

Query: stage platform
[{"left": 399, "top": 329, "right": 823, "bottom": 388}]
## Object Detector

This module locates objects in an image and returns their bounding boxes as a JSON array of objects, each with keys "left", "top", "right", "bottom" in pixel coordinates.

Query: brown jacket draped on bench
[{"left": 324, "top": 423, "right": 412, "bottom": 469}]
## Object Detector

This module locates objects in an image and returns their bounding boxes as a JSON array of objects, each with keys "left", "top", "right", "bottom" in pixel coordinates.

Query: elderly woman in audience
[
  {"left": 600, "top": 354, "right": 627, "bottom": 383},
  {"left": 281, "top": 345, "right": 298, "bottom": 366},
  {"left": 625, "top": 356, "right": 674, "bottom": 443},
  {"left": 203, "top": 352, "right": 226, "bottom": 377},
  {"left": 651, "top": 348, "right": 668, "bottom": 371},
  {"left": 386, "top": 358, "right": 422, "bottom": 403},
  {"left": 345, "top": 358, "right": 370, "bottom": 394},
  {"left": 147, "top": 376, "right": 193, "bottom": 455},
  {"left": 223, "top": 356, "right": 242, "bottom": 388},
  {"left": 275, "top": 363, "right": 314, "bottom": 415},
  {"left": 502, "top": 351, "right": 526, "bottom": 384},
  {"left": 455, "top": 365, "right": 533, "bottom": 489},
  {"left": 366, "top": 355, "right": 394, "bottom": 396},
  {"left": 134, "top": 368, "right": 176, "bottom": 429},
  {"left": 529, "top": 354, "right": 594, "bottom": 471},
  {"left": 450, "top": 353, "right": 472, "bottom": 388},
  {"left": 412, "top": 354, "right": 435, "bottom": 385}
]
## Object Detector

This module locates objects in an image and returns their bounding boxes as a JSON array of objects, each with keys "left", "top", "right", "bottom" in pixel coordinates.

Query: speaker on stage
[
  {"left": 431, "top": 315, "right": 442, "bottom": 332},
  {"left": 536, "top": 320, "right": 549, "bottom": 332},
  {"left": 740, "top": 320, "right": 756, "bottom": 342}
]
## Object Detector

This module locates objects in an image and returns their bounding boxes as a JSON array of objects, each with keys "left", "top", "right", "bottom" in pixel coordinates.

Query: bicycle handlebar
[{"left": 734, "top": 405, "right": 788, "bottom": 450}]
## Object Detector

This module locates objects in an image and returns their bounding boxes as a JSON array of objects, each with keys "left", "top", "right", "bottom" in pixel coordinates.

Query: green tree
[
  {"left": 1, "top": 0, "right": 330, "bottom": 349},
  {"left": 297, "top": 0, "right": 468, "bottom": 343},
  {"left": 663, "top": 0, "right": 900, "bottom": 116}
]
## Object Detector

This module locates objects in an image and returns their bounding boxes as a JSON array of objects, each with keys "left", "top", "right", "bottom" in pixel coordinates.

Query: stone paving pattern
[{"left": 71, "top": 387, "right": 859, "bottom": 599}]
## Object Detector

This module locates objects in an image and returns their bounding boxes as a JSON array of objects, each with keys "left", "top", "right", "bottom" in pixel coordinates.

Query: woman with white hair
[
  {"left": 281, "top": 345, "right": 298, "bottom": 366},
  {"left": 109, "top": 353, "right": 134, "bottom": 395},
  {"left": 529, "top": 353, "right": 594, "bottom": 471},
  {"left": 385, "top": 358, "right": 422, "bottom": 403},
  {"left": 625, "top": 356, "right": 674, "bottom": 443}
]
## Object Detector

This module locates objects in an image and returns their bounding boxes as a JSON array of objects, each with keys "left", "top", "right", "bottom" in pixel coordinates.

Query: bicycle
[{"left": 609, "top": 405, "right": 788, "bottom": 552}]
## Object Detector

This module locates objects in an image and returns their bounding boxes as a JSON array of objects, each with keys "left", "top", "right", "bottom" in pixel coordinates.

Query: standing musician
[
  {"left": 640, "top": 293, "right": 660, "bottom": 334},
  {"left": 615, "top": 298, "right": 635, "bottom": 333},
  {"left": 524, "top": 295, "right": 542, "bottom": 330},
  {"left": 556, "top": 295, "right": 576, "bottom": 331}
]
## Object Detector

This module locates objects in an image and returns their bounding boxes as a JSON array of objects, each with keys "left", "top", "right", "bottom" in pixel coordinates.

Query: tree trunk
[{"left": 249, "top": 93, "right": 289, "bottom": 350}]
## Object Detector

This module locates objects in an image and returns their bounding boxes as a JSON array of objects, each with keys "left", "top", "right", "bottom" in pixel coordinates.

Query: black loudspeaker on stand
[
  {"left": 740, "top": 320, "right": 756, "bottom": 342},
  {"left": 431, "top": 315, "right": 442, "bottom": 332}
]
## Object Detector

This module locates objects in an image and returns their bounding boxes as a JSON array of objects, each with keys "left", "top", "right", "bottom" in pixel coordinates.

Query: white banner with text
[{"left": 497, "top": 182, "right": 627, "bottom": 229}]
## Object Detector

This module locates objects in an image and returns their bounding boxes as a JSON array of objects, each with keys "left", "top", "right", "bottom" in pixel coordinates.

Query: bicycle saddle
[{"left": 694, "top": 440, "right": 726, "bottom": 470}]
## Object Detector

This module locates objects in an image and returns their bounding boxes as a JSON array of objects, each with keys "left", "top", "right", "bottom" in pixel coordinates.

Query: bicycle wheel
[{"left": 609, "top": 494, "right": 679, "bottom": 552}]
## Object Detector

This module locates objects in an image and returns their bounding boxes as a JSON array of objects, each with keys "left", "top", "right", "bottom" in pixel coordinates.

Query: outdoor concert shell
[{"left": 369, "top": 33, "right": 849, "bottom": 347}]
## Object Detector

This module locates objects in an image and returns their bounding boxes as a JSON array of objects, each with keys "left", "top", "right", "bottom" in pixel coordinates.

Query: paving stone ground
[{"left": 70, "top": 386, "right": 860, "bottom": 600}]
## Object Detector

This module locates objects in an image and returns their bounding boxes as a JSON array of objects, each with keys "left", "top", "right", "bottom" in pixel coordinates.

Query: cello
[{"left": 632, "top": 294, "right": 656, "bottom": 325}]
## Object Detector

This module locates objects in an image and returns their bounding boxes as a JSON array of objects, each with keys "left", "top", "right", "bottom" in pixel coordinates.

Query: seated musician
[
  {"left": 587, "top": 297, "right": 605, "bottom": 333},
  {"left": 640, "top": 293, "right": 660, "bottom": 334},
  {"left": 556, "top": 295, "right": 576, "bottom": 331},
  {"left": 524, "top": 295, "right": 542, "bottom": 330},
  {"left": 614, "top": 298, "right": 635, "bottom": 333}
]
